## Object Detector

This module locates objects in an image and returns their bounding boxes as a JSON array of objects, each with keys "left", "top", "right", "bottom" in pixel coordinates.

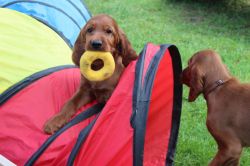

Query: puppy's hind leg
[{"left": 209, "top": 140, "right": 242, "bottom": 166}]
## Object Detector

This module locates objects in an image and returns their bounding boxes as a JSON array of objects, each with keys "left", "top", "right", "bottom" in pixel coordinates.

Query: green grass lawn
[{"left": 84, "top": 0, "right": 250, "bottom": 165}]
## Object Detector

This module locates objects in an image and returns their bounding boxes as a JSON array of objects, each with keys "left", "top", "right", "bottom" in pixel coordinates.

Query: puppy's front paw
[{"left": 43, "top": 115, "right": 68, "bottom": 134}]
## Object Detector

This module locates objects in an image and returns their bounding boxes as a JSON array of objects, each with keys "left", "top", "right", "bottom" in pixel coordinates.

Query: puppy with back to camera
[{"left": 182, "top": 49, "right": 250, "bottom": 166}]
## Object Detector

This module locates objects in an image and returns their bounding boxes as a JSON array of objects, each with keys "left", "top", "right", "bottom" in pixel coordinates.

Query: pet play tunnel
[{"left": 0, "top": 1, "right": 182, "bottom": 166}]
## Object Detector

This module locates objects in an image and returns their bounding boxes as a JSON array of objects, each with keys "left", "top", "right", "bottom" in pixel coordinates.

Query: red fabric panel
[
  {"left": 142, "top": 43, "right": 160, "bottom": 85},
  {"left": 143, "top": 49, "right": 174, "bottom": 165},
  {"left": 74, "top": 61, "right": 137, "bottom": 166},
  {"left": 0, "top": 68, "right": 95, "bottom": 166},
  {"left": 0, "top": 60, "right": 138, "bottom": 165}
]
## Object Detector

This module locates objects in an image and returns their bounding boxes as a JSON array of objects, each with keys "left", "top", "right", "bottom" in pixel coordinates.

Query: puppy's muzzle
[{"left": 91, "top": 40, "right": 103, "bottom": 50}]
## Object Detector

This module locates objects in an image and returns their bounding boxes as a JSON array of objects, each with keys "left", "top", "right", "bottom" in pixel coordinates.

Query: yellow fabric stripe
[{"left": 0, "top": 8, "right": 73, "bottom": 93}]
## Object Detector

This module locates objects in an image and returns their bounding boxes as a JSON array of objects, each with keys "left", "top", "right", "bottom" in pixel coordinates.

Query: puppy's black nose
[{"left": 91, "top": 40, "right": 102, "bottom": 49}]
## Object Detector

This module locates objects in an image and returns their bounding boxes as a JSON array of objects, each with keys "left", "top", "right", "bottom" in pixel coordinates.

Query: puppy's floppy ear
[
  {"left": 72, "top": 30, "right": 85, "bottom": 66},
  {"left": 117, "top": 28, "right": 137, "bottom": 67},
  {"left": 188, "top": 66, "right": 203, "bottom": 102}
]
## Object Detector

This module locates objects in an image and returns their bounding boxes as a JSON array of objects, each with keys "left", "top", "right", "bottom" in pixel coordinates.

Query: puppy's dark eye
[
  {"left": 87, "top": 27, "right": 94, "bottom": 33},
  {"left": 106, "top": 29, "right": 113, "bottom": 34}
]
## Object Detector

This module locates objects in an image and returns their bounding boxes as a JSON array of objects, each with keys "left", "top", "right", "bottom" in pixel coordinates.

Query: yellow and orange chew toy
[{"left": 80, "top": 51, "right": 115, "bottom": 81}]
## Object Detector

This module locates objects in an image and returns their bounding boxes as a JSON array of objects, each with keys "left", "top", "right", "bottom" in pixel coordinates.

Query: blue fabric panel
[{"left": 0, "top": 0, "right": 91, "bottom": 48}]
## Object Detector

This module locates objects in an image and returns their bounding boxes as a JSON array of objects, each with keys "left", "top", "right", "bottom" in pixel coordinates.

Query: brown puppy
[
  {"left": 44, "top": 14, "right": 137, "bottom": 134},
  {"left": 182, "top": 49, "right": 250, "bottom": 166}
]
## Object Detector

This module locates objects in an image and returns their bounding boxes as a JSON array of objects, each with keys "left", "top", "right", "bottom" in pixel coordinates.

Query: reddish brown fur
[
  {"left": 44, "top": 14, "right": 137, "bottom": 134},
  {"left": 182, "top": 50, "right": 250, "bottom": 166}
]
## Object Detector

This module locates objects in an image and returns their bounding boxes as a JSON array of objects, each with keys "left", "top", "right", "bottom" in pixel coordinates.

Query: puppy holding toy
[{"left": 43, "top": 14, "right": 137, "bottom": 134}]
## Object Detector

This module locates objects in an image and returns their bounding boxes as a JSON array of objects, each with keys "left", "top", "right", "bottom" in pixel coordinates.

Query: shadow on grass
[{"left": 165, "top": 0, "right": 250, "bottom": 41}]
